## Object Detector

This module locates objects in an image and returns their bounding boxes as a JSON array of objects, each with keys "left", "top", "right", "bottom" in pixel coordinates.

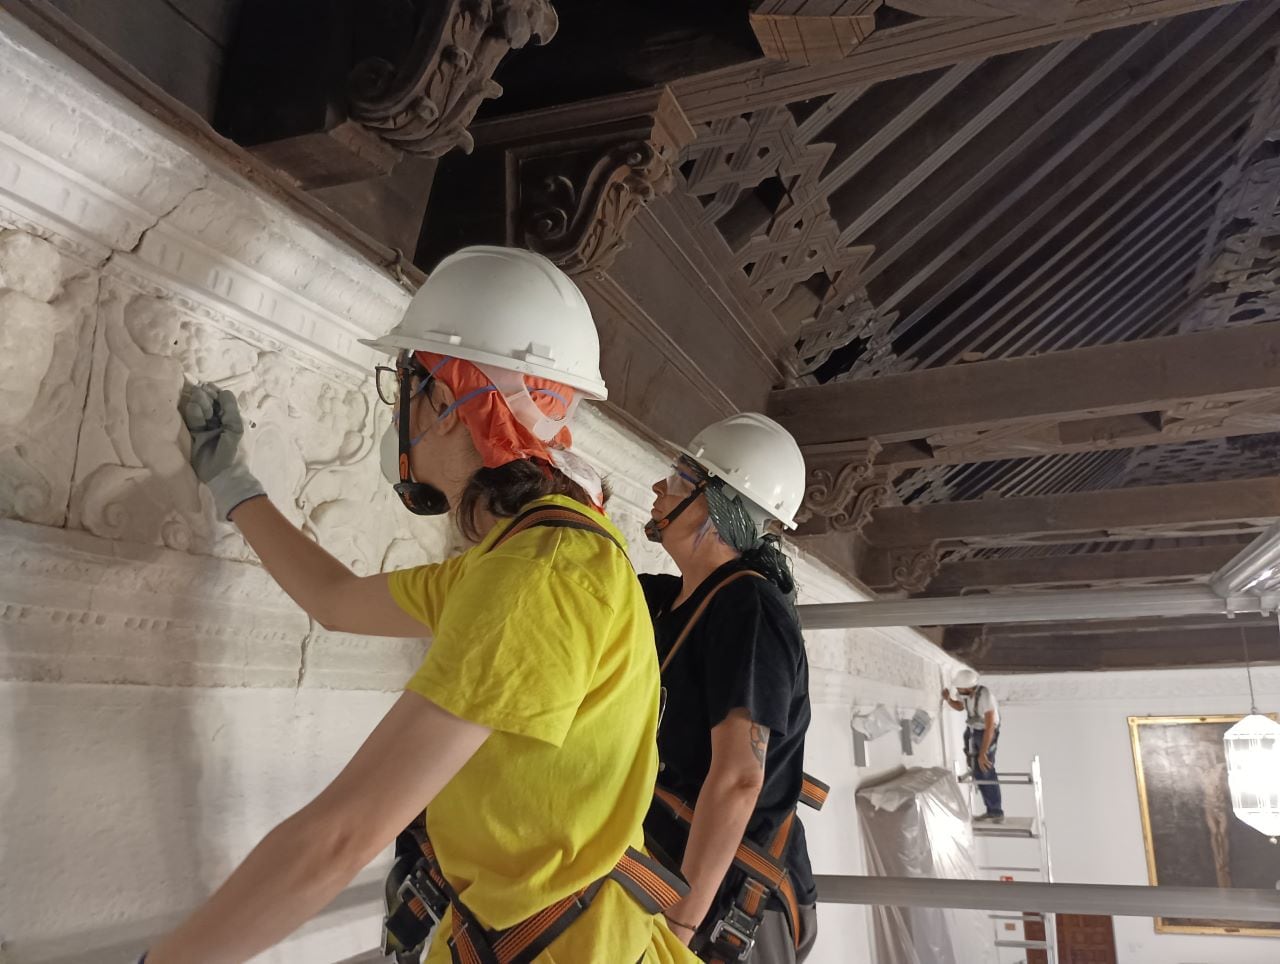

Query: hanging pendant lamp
[{"left": 1223, "top": 623, "right": 1280, "bottom": 842}]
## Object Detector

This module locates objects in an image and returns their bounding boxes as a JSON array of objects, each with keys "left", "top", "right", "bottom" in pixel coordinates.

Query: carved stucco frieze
[
  {"left": 0, "top": 231, "right": 98, "bottom": 527},
  {"left": 66, "top": 268, "right": 452, "bottom": 571}
]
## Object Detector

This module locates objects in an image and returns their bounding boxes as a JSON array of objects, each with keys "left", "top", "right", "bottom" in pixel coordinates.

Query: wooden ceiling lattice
[{"left": 679, "top": 2, "right": 1280, "bottom": 400}]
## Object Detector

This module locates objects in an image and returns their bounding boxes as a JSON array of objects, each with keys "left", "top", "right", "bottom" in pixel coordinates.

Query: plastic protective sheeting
[
  {"left": 853, "top": 704, "right": 899, "bottom": 740},
  {"left": 857, "top": 768, "right": 994, "bottom": 964},
  {"left": 906, "top": 709, "right": 934, "bottom": 745}
]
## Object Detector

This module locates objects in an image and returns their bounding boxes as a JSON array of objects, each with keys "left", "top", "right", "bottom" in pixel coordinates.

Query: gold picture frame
[{"left": 1129, "top": 714, "right": 1280, "bottom": 938}]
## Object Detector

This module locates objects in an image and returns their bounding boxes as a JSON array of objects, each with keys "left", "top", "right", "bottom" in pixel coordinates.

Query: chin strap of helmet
[
  {"left": 393, "top": 353, "right": 450, "bottom": 516},
  {"left": 644, "top": 477, "right": 709, "bottom": 544}
]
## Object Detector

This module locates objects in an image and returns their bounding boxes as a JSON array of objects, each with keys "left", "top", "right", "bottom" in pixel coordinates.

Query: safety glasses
[{"left": 663, "top": 457, "right": 705, "bottom": 498}]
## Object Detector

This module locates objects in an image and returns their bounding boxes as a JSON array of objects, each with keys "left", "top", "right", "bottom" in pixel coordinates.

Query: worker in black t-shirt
[{"left": 640, "top": 413, "right": 818, "bottom": 964}]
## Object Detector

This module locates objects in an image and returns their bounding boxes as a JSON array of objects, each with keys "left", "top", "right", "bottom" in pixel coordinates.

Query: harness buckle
[
  {"left": 382, "top": 862, "right": 449, "bottom": 955},
  {"left": 708, "top": 906, "right": 760, "bottom": 961}
]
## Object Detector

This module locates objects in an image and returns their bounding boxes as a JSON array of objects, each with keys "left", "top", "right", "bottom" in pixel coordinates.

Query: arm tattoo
[{"left": 749, "top": 723, "right": 768, "bottom": 768}]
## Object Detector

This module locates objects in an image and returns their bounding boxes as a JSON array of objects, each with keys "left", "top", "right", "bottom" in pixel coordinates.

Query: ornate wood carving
[
  {"left": 349, "top": 0, "right": 558, "bottom": 159},
  {"left": 889, "top": 546, "right": 942, "bottom": 593},
  {"left": 221, "top": 0, "right": 556, "bottom": 189},
  {"left": 519, "top": 139, "right": 673, "bottom": 273},
  {"left": 420, "top": 87, "right": 695, "bottom": 274},
  {"left": 678, "top": 104, "right": 899, "bottom": 383},
  {"left": 796, "top": 440, "right": 890, "bottom": 531},
  {"left": 1183, "top": 156, "right": 1280, "bottom": 330}
]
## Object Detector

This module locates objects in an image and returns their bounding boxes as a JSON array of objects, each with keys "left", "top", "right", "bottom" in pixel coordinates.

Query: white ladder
[{"left": 966, "top": 755, "right": 1057, "bottom": 964}]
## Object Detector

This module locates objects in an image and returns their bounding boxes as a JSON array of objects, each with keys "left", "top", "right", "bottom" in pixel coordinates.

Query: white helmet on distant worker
[
  {"left": 359, "top": 245, "right": 607, "bottom": 400},
  {"left": 682, "top": 412, "right": 806, "bottom": 529},
  {"left": 953, "top": 668, "right": 980, "bottom": 689}
]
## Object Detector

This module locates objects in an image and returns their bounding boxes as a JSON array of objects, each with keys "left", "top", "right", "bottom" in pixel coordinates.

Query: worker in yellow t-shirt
[{"left": 143, "top": 247, "right": 697, "bottom": 964}]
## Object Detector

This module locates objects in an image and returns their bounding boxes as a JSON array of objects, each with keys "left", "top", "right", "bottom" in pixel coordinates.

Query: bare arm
[
  {"left": 941, "top": 688, "right": 965, "bottom": 712},
  {"left": 229, "top": 496, "right": 425, "bottom": 637},
  {"left": 145, "top": 692, "right": 490, "bottom": 964},
  {"left": 664, "top": 709, "right": 767, "bottom": 939},
  {"left": 979, "top": 708, "right": 998, "bottom": 760}
]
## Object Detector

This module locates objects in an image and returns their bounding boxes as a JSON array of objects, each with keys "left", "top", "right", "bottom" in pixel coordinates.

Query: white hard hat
[
  {"left": 360, "top": 246, "right": 607, "bottom": 400},
  {"left": 953, "top": 669, "right": 979, "bottom": 689},
  {"left": 683, "top": 412, "right": 807, "bottom": 529}
]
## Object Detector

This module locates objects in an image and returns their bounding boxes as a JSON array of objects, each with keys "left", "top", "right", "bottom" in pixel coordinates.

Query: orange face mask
[{"left": 414, "top": 351, "right": 603, "bottom": 508}]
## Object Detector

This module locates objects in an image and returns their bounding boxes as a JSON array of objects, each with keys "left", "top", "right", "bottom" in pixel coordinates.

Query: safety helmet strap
[
  {"left": 393, "top": 352, "right": 450, "bottom": 516},
  {"left": 644, "top": 458, "right": 712, "bottom": 543}
]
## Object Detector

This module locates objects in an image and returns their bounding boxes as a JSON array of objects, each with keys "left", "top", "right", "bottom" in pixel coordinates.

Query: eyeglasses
[
  {"left": 374, "top": 353, "right": 432, "bottom": 407},
  {"left": 374, "top": 365, "right": 400, "bottom": 406}
]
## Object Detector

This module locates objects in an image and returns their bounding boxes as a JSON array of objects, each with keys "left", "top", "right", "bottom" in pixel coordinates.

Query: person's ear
[{"left": 414, "top": 378, "right": 460, "bottom": 436}]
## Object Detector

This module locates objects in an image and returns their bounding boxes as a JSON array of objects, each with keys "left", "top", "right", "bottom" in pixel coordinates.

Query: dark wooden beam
[
  {"left": 674, "top": 0, "right": 1249, "bottom": 122},
  {"left": 770, "top": 322, "right": 1280, "bottom": 462},
  {"left": 863, "top": 476, "right": 1280, "bottom": 548},
  {"left": 929, "top": 542, "right": 1249, "bottom": 592},
  {"left": 951, "top": 613, "right": 1280, "bottom": 672}
]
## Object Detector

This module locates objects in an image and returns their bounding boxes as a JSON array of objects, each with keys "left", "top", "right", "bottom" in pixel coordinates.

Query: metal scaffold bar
[
  {"left": 795, "top": 585, "right": 1280, "bottom": 629},
  {"left": 812, "top": 876, "right": 1280, "bottom": 922}
]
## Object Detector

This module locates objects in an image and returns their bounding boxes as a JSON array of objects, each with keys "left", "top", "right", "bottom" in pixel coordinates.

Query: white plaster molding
[
  {"left": 0, "top": 518, "right": 429, "bottom": 690},
  {"left": 0, "top": 15, "right": 205, "bottom": 260},
  {"left": 988, "top": 666, "right": 1280, "bottom": 705}
]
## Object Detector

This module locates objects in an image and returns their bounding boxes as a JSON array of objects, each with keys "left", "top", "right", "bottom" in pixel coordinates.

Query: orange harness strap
[{"left": 387, "top": 823, "right": 688, "bottom": 964}]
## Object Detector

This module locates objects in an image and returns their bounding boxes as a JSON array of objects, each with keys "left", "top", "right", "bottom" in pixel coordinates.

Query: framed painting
[{"left": 1128, "top": 714, "right": 1280, "bottom": 937}]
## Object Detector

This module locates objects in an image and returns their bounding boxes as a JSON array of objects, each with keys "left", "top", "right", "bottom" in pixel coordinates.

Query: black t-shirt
[{"left": 639, "top": 559, "right": 817, "bottom": 916}]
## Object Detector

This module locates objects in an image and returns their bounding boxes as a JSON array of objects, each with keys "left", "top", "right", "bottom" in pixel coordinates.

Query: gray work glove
[{"left": 179, "top": 381, "right": 266, "bottom": 521}]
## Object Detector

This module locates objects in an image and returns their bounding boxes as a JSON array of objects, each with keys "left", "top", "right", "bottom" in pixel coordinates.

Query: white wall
[
  {"left": 987, "top": 666, "right": 1280, "bottom": 964},
  {"left": 0, "top": 14, "right": 963, "bottom": 964}
]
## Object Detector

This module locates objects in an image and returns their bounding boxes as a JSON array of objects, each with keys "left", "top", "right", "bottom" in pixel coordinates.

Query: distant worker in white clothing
[{"left": 943, "top": 669, "right": 1003, "bottom": 823}]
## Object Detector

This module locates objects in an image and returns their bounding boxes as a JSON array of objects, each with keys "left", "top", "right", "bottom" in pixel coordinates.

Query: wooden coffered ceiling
[{"left": 12, "top": 0, "right": 1280, "bottom": 672}]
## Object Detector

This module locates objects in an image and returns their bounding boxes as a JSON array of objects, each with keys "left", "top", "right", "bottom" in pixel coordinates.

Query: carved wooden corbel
[
  {"left": 890, "top": 546, "right": 942, "bottom": 594},
  {"left": 349, "top": 0, "right": 558, "bottom": 159},
  {"left": 221, "top": 0, "right": 556, "bottom": 189},
  {"left": 419, "top": 87, "right": 696, "bottom": 274},
  {"left": 796, "top": 440, "right": 897, "bottom": 534}
]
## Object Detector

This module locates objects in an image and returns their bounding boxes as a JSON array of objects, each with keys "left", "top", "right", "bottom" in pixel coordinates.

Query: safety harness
[
  {"left": 382, "top": 503, "right": 688, "bottom": 963},
  {"left": 651, "top": 569, "right": 829, "bottom": 963}
]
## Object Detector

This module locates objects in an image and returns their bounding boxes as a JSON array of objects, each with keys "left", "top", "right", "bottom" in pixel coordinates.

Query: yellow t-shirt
[{"left": 388, "top": 495, "right": 695, "bottom": 964}]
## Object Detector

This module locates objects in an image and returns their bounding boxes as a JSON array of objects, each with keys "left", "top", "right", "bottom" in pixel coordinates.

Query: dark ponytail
[{"left": 455, "top": 458, "right": 607, "bottom": 543}]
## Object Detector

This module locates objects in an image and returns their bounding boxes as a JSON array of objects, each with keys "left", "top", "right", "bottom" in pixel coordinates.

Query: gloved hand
[{"left": 179, "top": 381, "right": 266, "bottom": 520}]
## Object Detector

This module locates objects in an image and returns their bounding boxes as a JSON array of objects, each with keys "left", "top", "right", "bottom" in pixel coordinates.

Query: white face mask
[{"left": 475, "top": 364, "right": 580, "bottom": 443}]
